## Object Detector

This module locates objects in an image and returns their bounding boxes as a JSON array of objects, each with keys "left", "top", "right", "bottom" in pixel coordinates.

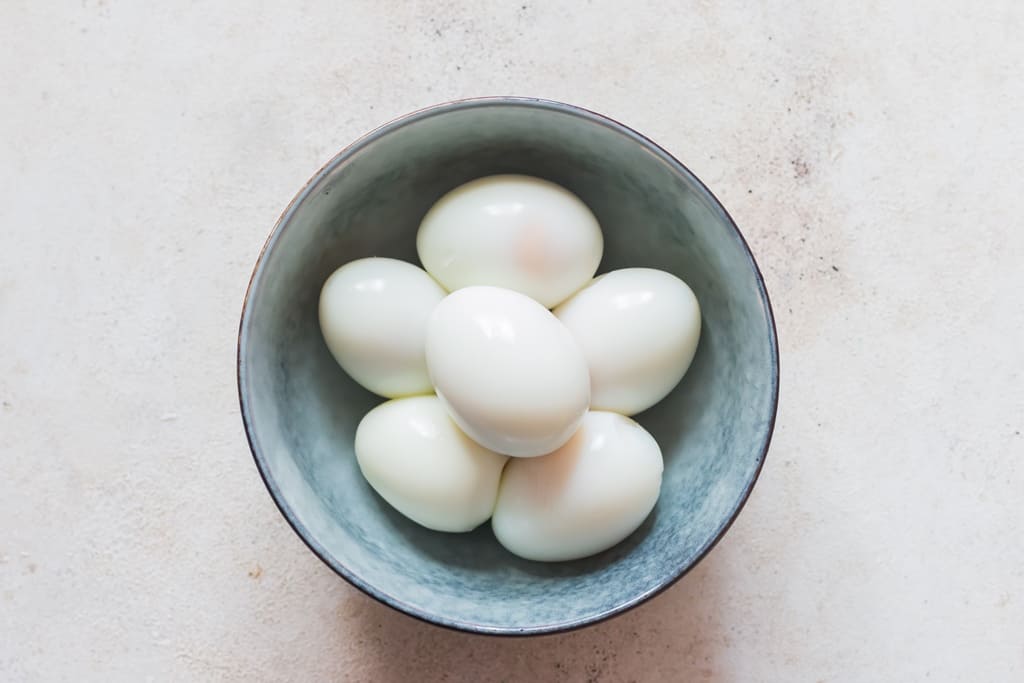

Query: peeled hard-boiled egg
[
  {"left": 554, "top": 268, "right": 701, "bottom": 416},
  {"left": 425, "top": 286, "right": 590, "bottom": 457},
  {"left": 319, "top": 257, "right": 446, "bottom": 398},
  {"left": 354, "top": 396, "right": 509, "bottom": 532},
  {"left": 492, "top": 410, "right": 663, "bottom": 562},
  {"left": 416, "top": 174, "right": 603, "bottom": 308}
]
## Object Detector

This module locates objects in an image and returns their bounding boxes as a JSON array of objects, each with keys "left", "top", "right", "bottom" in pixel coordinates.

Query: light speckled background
[{"left": 2, "top": 1, "right": 1021, "bottom": 680}]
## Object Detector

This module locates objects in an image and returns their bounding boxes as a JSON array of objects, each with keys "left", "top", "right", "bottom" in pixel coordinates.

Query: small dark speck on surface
[
  {"left": 791, "top": 158, "right": 810, "bottom": 178},
  {"left": 832, "top": 265, "right": 839, "bottom": 272},
  {"left": 748, "top": 189, "right": 752, "bottom": 193},
  {"left": 248, "top": 564, "right": 263, "bottom": 579},
  {"left": 434, "top": 28, "right": 442, "bottom": 37}
]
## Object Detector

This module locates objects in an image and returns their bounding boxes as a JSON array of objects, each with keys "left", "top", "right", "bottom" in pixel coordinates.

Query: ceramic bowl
[{"left": 237, "top": 97, "right": 779, "bottom": 635}]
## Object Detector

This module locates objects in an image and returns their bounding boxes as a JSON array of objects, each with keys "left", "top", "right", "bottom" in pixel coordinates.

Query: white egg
[
  {"left": 354, "top": 396, "right": 509, "bottom": 532},
  {"left": 425, "top": 286, "right": 590, "bottom": 458},
  {"left": 416, "top": 174, "right": 603, "bottom": 308},
  {"left": 492, "top": 411, "right": 663, "bottom": 562},
  {"left": 554, "top": 268, "right": 701, "bottom": 416},
  {"left": 319, "top": 257, "right": 446, "bottom": 398}
]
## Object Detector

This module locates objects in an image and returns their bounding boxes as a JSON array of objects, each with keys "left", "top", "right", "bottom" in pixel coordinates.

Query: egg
[
  {"left": 319, "top": 257, "right": 446, "bottom": 398},
  {"left": 425, "top": 286, "right": 590, "bottom": 457},
  {"left": 492, "top": 411, "right": 663, "bottom": 562},
  {"left": 416, "top": 174, "right": 603, "bottom": 308},
  {"left": 354, "top": 396, "right": 509, "bottom": 532},
  {"left": 554, "top": 268, "right": 701, "bottom": 416}
]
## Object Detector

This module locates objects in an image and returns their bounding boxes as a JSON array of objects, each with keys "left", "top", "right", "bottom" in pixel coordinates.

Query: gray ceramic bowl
[{"left": 238, "top": 97, "right": 779, "bottom": 635}]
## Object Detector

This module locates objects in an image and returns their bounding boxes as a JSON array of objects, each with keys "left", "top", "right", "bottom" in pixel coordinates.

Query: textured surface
[
  {"left": 238, "top": 98, "right": 777, "bottom": 633},
  {"left": 2, "top": 0, "right": 1022, "bottom": 679}
]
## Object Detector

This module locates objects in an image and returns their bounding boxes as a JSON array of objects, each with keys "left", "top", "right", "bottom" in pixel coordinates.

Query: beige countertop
[{"left": 2, "top": 1, "right": 1022, "bottom": 680}]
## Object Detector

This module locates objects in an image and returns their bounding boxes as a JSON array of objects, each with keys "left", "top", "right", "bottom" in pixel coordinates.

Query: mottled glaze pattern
[{"left": 237, "top": 98, "right": 779, "bottom": 635}]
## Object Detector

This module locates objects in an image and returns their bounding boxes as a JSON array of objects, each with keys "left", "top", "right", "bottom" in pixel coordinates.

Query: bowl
[{"left": 237, "top": 97, "right": 779, "bottom": 635}]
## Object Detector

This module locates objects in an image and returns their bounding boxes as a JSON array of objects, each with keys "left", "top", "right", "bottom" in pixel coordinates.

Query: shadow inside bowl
[{"left": 368, "top": 485, "right": 659, "bottom": 580}]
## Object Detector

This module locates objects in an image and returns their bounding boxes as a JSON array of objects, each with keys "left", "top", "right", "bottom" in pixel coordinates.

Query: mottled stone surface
[{"left": 2, "top": 1, "right": 1022, "bottom": 680}]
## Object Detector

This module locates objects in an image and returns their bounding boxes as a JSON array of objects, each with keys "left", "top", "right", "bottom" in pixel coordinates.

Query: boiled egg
[
  {"left": 425, "top": 286, "right": 590, "bottom": 457},
  {"left": 354, "top": 395, "right": 509, "bottom": 532},
  {"left": 416, "top": 174, "right": 603, "bottom": 308},
  {"left": 319, "top": 257, "right": 446, "bottom": 398},
  {"left": 492, "top": 410, "right": 663, "bottom": 562},
  {"left": 554, "top": 268, "right": 701, "bottom": 416}
]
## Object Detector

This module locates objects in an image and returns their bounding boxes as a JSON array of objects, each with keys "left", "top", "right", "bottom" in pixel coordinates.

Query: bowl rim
[{"left": 237, "top": 95, "right": 780, "bottom": 637}]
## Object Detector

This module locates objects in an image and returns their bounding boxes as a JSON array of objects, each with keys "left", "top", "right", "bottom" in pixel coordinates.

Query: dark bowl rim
[{"left": 236, "top": 95, "right": 780, "bottom": 637}]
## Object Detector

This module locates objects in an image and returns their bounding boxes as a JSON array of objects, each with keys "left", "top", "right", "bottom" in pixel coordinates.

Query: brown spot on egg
[{"left": 515, "top": 222, "right": 550, "bottom": 273}]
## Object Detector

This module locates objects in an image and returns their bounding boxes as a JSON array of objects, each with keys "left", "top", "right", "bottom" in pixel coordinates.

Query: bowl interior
[{"left": 239, "top": 99, "right": 777, "bottom": 634}]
